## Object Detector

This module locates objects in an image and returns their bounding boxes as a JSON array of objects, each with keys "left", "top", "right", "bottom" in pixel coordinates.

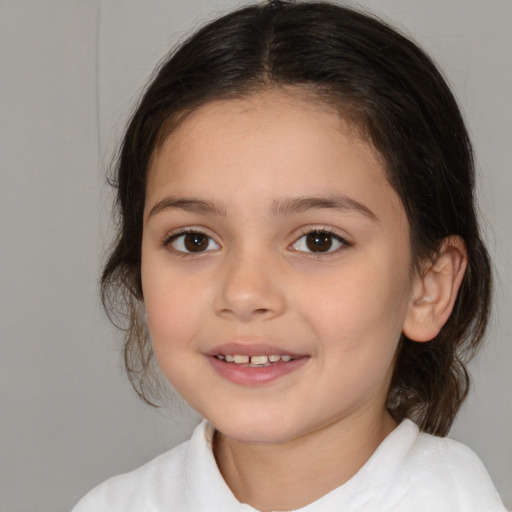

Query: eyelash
[
  {"left": 162, "top": 228, "right": 219, "bottom": 257},
  {"left": 291, "top": 228, "right": 351, "bottom": 258},
  {"left": 162, "top": 227, "right": 351, "bottom": 257}
]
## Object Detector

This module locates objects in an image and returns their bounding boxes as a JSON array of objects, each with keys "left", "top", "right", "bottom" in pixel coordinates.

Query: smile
[
  {"left": 209, "top": 349, "right": 309, "bottom": 385},
  {"left": 215, "top": 354, "right": 295, "bottom": 367}
]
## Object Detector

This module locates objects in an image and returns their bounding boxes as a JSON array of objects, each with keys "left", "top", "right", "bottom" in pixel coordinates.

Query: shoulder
[
  {"left": 410, "top": 426, "right": 493, "bottom": 482},
  {"left": 71, "top": 429, "right": 193, "bottom": 512},
  {"left": 72, "top": 419, "right": 247, "bottom": 512},
  {"left": 395, "top": 420, "right": 507, "bottom": 511}
]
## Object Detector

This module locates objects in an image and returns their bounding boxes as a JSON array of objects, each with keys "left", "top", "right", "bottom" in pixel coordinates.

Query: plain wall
[{"left": 1, "top": 1, "right": 510, "bottom": 510}]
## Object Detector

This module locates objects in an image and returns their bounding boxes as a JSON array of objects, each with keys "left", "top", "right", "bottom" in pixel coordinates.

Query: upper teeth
[{"left": 217, "top": 354, "right": 293, "bottom": 364}]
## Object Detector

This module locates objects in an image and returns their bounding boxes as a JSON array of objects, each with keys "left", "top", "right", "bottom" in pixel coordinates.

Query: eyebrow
[
  {"left": 147, "top": 197, "right": 227, "bottom": 219},
  {"left": 271, "top": 195, "right": 378, "bottom": 221},
  {"left": 147, "top": 194, "right": 377, "bottom": 221}
]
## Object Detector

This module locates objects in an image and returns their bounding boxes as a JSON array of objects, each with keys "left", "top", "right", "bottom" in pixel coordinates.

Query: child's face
[{"left": 141, "top": 90, "right": 416, "bottom": 444}]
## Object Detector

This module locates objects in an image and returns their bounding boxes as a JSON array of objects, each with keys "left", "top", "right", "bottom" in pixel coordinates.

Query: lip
[
  {"left": 205, "top": 342, "right": 304, "bottom": 358},
  {"left": 205, "top": 342, "right": 309, "bottom": 385}
]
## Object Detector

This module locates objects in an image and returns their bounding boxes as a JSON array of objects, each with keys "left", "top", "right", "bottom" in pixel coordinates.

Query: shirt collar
[
  {"left": 184, "top": 419, "right": 420, "bottom": 511},
  {"left": 185, "top": 420, "right": 256, "bottom": 511}
]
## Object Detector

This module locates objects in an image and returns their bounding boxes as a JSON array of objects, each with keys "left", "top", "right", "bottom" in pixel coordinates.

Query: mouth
[
  {"left": 207, "top": 344, "right": 309, "bottom": 385},
  {"left": 214, "top": 353, "right": 297, "bottom": 367}
]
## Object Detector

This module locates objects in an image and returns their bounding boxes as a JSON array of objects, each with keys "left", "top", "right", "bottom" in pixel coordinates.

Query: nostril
[{"left": 213, "top": 278, "right": 286, "bottom": 320}]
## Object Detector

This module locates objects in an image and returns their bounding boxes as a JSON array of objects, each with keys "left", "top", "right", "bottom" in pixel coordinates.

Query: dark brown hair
[{"left": 101, "top": 0, "right": 491, "bottom": 436}]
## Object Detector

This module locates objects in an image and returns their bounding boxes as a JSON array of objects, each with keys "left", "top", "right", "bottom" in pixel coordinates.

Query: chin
[{"left": 209, "top": 411, "right": 304, "bottom": 445}]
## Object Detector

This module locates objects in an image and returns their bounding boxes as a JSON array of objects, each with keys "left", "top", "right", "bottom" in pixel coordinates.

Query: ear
[{"left": 403, "top": 236, "right": 467, "bottom": 342}]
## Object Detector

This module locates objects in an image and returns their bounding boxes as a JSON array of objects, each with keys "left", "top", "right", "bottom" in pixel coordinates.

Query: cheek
[
  {"left": 298, "top": 255, "right": 412, "bottom": 354},
  {"left": 143, "top": 276, "right": 207, "bottom": 396},
  {"left": 141, "top": 256, "right": 206, "bottom": 355},
  {"left": 304, "top": 264, "right": 411, "bottom": 405}
]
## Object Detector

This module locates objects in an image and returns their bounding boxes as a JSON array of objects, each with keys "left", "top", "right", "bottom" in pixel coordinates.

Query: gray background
[{"left": 1, "top": 1, "right": 510, "bottom": 510}]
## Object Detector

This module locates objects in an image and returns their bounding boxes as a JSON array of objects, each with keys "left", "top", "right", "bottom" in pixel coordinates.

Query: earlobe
[{"left": 403, "top": 236, "right": 467, "bottom": 342}]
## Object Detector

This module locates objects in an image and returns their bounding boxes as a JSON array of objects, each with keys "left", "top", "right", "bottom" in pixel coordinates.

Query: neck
[{"left": 213, "top": 409, "right": 397, "bottom": 512}]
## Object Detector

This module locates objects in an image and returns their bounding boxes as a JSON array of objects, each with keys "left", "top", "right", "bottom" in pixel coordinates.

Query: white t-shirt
[{"left": 72, "top": 419, "right": 508, "bottom": 512}]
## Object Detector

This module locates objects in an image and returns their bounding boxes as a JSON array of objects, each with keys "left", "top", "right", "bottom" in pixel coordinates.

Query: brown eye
[
  {"left": 292, "top": 230, "right": 345, "bottom": 254},
  {"left": 306, "top": 231, "right": 333, "bottom": 252},
  {"left": 184, "top": 233, "right": 208, "bottom": 252},
  {"left": 169, "top": 231, "right": 219, "bottom": 253}
]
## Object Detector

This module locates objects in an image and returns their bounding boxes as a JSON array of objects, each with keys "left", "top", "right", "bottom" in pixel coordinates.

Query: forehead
[
  {"left": 150, "top": 88, "right": 376, "bottom": 176},
  {"left": 146, "top": 89, "right": 403, "bottom": 223}
]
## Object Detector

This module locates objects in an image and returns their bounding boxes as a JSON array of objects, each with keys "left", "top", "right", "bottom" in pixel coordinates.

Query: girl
[{"left": 73, "top": 1, "right": 508, "bottom": 510}]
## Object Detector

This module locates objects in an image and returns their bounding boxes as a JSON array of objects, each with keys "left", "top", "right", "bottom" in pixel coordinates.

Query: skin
[{"left": 140, "top": 89, "right": 464, "bottom": 511}]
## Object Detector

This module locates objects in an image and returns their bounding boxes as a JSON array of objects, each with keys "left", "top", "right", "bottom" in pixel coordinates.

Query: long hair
[{"left": 101, "top": 0, "right": 491, "bottom": 436}]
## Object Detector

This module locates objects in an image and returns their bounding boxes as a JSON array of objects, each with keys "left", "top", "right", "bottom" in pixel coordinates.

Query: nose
[{"left": 213, "top": 249, "right": 286, "bottom": 322}]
